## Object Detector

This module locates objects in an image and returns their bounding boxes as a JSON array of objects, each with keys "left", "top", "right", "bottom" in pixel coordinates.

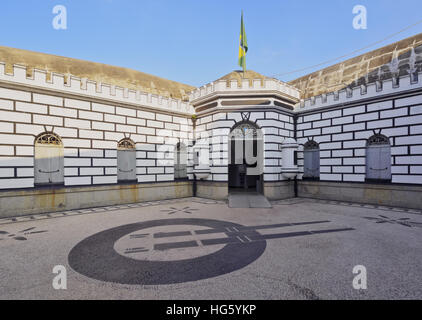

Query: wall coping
[
  {"left": 0, "top": 63, "right": 195, "bottom": 115},
  {"left": 297, "top": 71, "right": 422, "bottom": 112},
  {"left": 189, "top": 78, "right": 301, "bottom": 105}
]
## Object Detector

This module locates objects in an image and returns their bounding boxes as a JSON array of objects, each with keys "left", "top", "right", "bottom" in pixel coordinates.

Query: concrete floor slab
[
  {"left": 0, "top": 197, "right": 421, "bottom": 300},
  {"left": 229, "top": 193, "right": 272, "bottom": 208}
]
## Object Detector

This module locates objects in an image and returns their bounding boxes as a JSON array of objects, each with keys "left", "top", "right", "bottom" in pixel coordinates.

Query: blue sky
[{"left": 2, "top": 0, "right": 422, "bottom": 87}]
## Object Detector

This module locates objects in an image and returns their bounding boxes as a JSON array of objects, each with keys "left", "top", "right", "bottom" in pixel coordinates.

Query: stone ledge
[
  {"left": 298, "top": 180, "right": 422, "bottom": 210},
  {"left": 196, "top": 181, "right": 228, "bottom": 200},
  {"left": 0, "top": 181, "right": 193, "bottom": 218},
  {"left": 264, "top": 180, "right": 295, "bottom": 200}
]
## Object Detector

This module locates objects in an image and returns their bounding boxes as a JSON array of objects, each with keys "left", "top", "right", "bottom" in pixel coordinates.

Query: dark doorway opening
[{"left": 228, "top": 121, "right": 263, "bottom": 194}]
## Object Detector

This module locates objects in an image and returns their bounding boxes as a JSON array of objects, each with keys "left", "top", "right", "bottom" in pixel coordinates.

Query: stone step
[{"left": 228, "top": 193, "right": 272, "bottom": 208}]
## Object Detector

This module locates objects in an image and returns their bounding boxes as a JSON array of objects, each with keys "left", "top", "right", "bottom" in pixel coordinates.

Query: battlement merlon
[
  {"left": 0, "top": 63, "right": 195, "bottom": 115},
  {"left": 295, "top": 71, "right": 422, "bottom": 112},
  {"left": 189, "top": 78, "right": 302, "bottom": 107}
]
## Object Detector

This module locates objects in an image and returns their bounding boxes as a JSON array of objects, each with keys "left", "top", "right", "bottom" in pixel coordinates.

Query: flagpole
[
  {"left": 242, "top": 10, "right": 245, "bottom": 79},
  {"left": 241, "top": 9, "right": 246, "bottom": 79}
]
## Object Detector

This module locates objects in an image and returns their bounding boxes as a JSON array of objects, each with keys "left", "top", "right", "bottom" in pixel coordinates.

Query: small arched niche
[
  {"left": 174, "top": 142, "right": 187, "bottom": 180},
  {"left": 303, "top": 140, "right": 320, "bottom": 180},
  {"left": 117, "top": 138, "right": 137, "bottom": 183},
  {"left": 34, "top": 132, "right": 64, "bottom": 186},
  {"left": 366, "top": 134, "right": 392, "bottom": 182}
]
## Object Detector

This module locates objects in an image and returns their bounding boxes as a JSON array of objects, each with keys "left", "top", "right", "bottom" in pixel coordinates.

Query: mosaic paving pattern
[
  {"left": 160, "top": 206, "right": 199, "bottom": 215},
  {"left": 271, "top": 198, "right": 422, "bottom": 215},
  {"left": 68, "top": 218, "right": 353, "bottom": 285},
  {"left": 0, "top": 197, "right": 225, "bottom": 226},
  {"left": 0, "top": 227, "right": 48, "bottom": 241},
  {"left": 363, "top": 215, "right": 422, "bottom": 228},
  {"left": 1, "top": 196, "right": 421, "bottom": 227}
]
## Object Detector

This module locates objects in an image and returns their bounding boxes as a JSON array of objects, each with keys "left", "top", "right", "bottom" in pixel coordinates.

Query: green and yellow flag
[{"left": 238, "top": 11, "right": 248, "bottom": 72}]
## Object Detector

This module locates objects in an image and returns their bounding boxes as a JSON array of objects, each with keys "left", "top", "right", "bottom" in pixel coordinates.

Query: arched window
[
  {"left": 34, "top": 132, "right": 64, "bottom": 186},
  {"left": 117, "top": 138, "right": 136, "bottom": 182},
  {"left": 303, "top": 140, "right": 320, "bottom": 180},
  {"left": 366, "top": 134, "right": 391, "bottom": 182},
  {"left": 230, "top": 122, "right": 258, "bottom": 138},
  {"left": 174, "top": 142, "right": 187, "bottom": 180}
]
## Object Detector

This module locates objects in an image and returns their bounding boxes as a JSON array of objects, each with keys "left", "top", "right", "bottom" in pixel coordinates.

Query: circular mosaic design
[
  {"left": 114, "top": 224, "right": 226, "bottom": 261},
  {"left": 68, "top": 218, "right": 266, "bottom": 285}
]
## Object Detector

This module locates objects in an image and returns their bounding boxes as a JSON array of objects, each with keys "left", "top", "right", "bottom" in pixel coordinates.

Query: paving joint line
[{"left": 0, "top": 197, "right": 220, "bottom": 226}]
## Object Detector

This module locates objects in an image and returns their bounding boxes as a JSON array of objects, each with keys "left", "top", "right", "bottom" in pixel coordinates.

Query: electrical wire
[{"left": 270, "top": 19, "right": 422, "bottom": 79}]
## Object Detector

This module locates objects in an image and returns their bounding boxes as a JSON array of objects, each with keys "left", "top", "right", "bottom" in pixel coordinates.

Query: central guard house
[{"left": 189, "top": 70, "right": 301, "bottom": 200}]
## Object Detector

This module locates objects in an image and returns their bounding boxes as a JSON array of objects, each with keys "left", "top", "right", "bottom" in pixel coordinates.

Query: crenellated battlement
[
  {"left": 0, "top": 63, "right": 195, "bottom": 115},
  {"left": 298, "top": 71, "right": 422, "bottom": 111},
  {"left": 189, "top": 77, "right": 301, "bottom": 103}
]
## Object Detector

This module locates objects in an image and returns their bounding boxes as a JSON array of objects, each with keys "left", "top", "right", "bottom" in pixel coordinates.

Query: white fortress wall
[
  {"left": 0, "top": 64, "right": 194, "bottom": 190},
  {"left": 295, "top": 71, "right": 422, "bottom": 185},
  {"left": 1, "top": 61, "right": 422, "bottom": 192}
]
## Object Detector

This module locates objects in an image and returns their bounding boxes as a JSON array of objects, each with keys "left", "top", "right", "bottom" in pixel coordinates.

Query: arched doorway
[{"left": 228, "top": 121, "right": 263, "bottom": 193}]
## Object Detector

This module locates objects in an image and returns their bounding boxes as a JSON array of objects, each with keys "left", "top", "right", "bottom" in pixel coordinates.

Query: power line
[{"left": 270, "top": 19, "right": 422, "bottom": 79}]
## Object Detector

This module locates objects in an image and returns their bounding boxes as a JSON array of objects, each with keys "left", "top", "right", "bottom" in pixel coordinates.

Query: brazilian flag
[{"left": 238, "top": 11, "right": 248, "bottom": 72}]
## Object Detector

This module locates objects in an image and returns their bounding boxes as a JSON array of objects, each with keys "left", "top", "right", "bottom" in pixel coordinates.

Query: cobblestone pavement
[{"left": 0, "top": 197, "right": 421, "bottom": 299}]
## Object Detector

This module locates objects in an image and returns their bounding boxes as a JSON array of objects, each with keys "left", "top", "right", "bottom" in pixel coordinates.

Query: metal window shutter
[
  {"left": 304, "top": 150, "right": 320, "bottom": 178},
  {"left": 366, "top": 145, "right": 391, "bottom": 180},
  {"left": 49, "top": 146, "right": 64, "bottom": 184},
  {"left": 303, "top": 150, "right": 313, "bottom": 177},
  {"left": 118, "top": 150, "right": 136, "bottom": 181},
  {"left": 312, "top": 150, "right": 320, "bottom": 178},
  {"left": 128, "top": 150, "right": 137, "bottom": 181},
  {"left": 35, "top": 144, "right": 64, "bottom": 185},
  {"left": 379, "top": 146, "right": 392, "bottom": 180}
]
